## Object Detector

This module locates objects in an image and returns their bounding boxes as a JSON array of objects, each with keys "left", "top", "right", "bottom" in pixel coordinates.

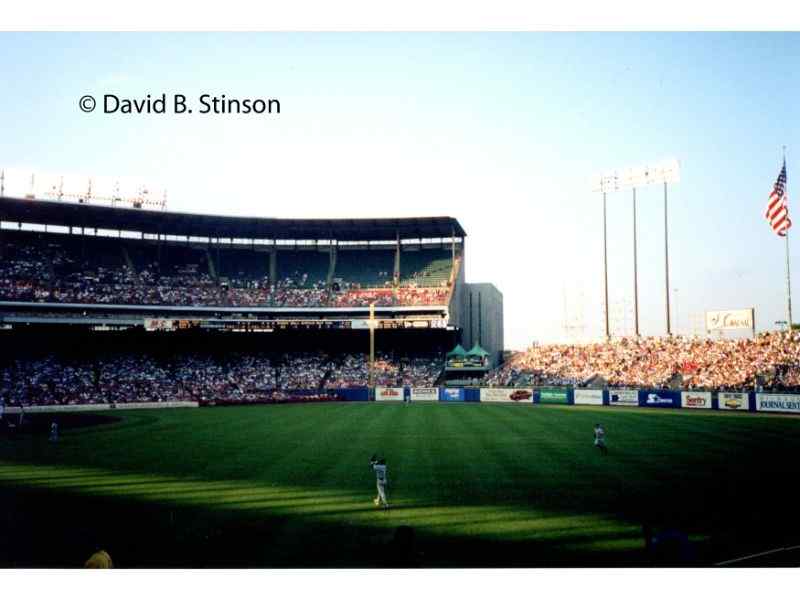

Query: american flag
[{"left": 765, "top": 160, "right": 791, "bottom": 236}]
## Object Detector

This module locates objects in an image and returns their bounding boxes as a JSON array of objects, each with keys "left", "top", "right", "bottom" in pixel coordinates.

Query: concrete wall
[{"left": 462, "top": 282, "right": 504, "bottom": 367}]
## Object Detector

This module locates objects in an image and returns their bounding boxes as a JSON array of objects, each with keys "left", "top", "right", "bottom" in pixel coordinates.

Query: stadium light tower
[{"left": 591, "top": 159, "right": 680, "bottom": 338}]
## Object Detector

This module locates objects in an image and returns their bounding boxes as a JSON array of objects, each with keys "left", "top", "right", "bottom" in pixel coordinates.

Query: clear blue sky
[{"left": 1, "top": 32, "right": 799, "bottom": 348}]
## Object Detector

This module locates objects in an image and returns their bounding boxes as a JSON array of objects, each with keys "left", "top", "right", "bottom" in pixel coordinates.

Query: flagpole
[
  {"left": 786, "top": 231, "right": 792, "bottom": 330},
  {"left": 785, "top": 146, "right": 793, "bottom": 331}
]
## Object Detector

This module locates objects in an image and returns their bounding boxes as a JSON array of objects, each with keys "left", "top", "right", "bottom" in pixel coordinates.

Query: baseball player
[
  {"left": 370, "top": 455, "right": 390, "bottom": 509},
  {"left": 593, "top": 423, "right": 607, "bottom": 455}
]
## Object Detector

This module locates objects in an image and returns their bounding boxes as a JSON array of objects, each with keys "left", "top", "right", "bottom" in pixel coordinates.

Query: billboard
[
  {"left": 756, "top": 393, "right": 800, "bottom": 413},
  {"left": 609, "top": 389, "right": 638, "bottom": 406},
  {"left": 375, "top": 387, "right": 404, "bottom": 401},
  {"left": 640, "top": 390, "right": 681, "bottom": 408},
  {"left": 539, "top": 388, "right": 569, "bottom": 405},
  {"left": 440, "top": 388, "right": 465, "bottom": 402},
  {"left": 705, "top": 309, "right": 754, "bottom": 332},
  {"left": 574, "top": 389, "right": 604, "bottom": 405},
  {"left": 681, "top": 391, "right": 712, "bottom": 409},
  {"left": 718, "top": 392, "right": 749, "bottom": 411},
  {"left": 480, "top": 388, "right": 534, "bottom": 403},
  {"left": 144, "top": 319, "right": 176, "bottom": 331},
  {"left": 410, "top": 388, "right": 439, "bottom": 402}
]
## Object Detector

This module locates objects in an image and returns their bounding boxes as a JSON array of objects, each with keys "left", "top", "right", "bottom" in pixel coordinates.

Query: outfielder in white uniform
[
  {"left": 593, "top": 424, "right": 607, "bottom": 455},
  {"left": 370, "top": 456, "right": 390, "bottom": 509}
]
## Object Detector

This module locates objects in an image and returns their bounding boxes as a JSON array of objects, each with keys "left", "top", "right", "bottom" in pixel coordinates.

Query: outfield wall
[
  {"left": 6, "top": 388, "right": 800, "bottom": 415},
  {"left": 359, "top": 386, "right": 797, "bottom": 415},
  {"left": 3, "top": 401, "right": 199, "bottom": 414}
]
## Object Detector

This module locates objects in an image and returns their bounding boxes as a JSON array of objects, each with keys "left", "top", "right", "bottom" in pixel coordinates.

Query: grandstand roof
[{"left": 0, "top": 196, "right": 466, "bottom": 241}]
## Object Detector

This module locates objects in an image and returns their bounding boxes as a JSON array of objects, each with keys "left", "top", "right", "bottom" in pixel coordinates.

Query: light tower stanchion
[
  {"left": 632, "top": 187, "right": 640, "bottom": 337},
  {"left": 368, "top": 303, "right": 376, "bottom": 393}
]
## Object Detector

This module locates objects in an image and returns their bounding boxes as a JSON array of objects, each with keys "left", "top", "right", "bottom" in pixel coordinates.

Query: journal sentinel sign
[{"left": 756, "top": 394, "right": 800, "bottom": 413}]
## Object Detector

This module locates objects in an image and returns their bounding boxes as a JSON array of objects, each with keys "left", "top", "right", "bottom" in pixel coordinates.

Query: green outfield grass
[{"left": 1, "top": 402, "right": 799, "bottom": 567}]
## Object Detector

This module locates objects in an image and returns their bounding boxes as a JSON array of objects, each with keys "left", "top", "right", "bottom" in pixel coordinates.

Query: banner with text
[
  {"left": 410, "top": 387, "right": 439, "bottom": 402},
  {"left": 609, "top": 389, "right": 639, "bottom": 406},
  {"left": 681, "top": 391, "right": 712, "bottom": 409},
  {"left": 718, "top": 392, "right": 749, "bottom": 411},
  {"left": 574, "top": 389, "right": 604, "bottom": 405},
  {"left": 480, "top": 388, "right": 534, "bottom": 403},
  {"left": 538, "top": 388, "right": 570, "bottom": 405},
  {"left": 375, "top": 387, "right": 404, "bottom": 402},
  {"left": 440, "top": 388, "right": 465, "bottom": 402},
  {"left": 705, "top": 308, "right": 754, "bottom": 332},
  {"left": 756, "top": 393, "right": 800, "bottom": 413},
  {"left": 639, "top": 390, "right": 681, "bottom": 408}
]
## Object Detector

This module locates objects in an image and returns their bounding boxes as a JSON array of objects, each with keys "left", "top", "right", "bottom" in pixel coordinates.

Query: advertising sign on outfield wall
[
  {"left": 480, "top": 388, "right": 534, "bottom": 403},
  {"left": 640, "top": 390, "right": 681, "bottom": 408},
  {"left": 574, "top": 389, "right": 604, "bottom": 405},
  {"left": 681, "top": 391, "right": 712, "bottom": 409},
  {"left": 440, "top": 388, "right": 465, "bottom": 402},
  {"left": 539, "top": 388, "right": 569, "bottom": 404},
  {"left": 756, "top": 393, "right": 800, "bottom": 413},
  {"left": 609, "top": 389, "right": 639, "bottom": 406},
  {"left": 375, "top": 387, "right": 404, "bottom": 401},
  {"left": 719, "top": 392, "right": 749, "bottom": 411},
  {"left": 410, "top": 388, "right": 439, "bottom": 402}
]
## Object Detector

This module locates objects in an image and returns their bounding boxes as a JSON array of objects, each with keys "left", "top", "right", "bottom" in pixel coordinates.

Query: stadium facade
[{"left": 461, "top": 283, "right": 504, "bottom": 367}]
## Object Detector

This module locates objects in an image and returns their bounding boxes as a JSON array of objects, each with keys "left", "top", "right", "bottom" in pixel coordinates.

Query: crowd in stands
[
  {"left": 0, "top": 351, "right": 444, "bottom": 407},
  {"left": 0, "top": 234, "right": 453, "bottom": 308},
  {"left": 485, "top": 331, "right": 800, "bottom": 391}
]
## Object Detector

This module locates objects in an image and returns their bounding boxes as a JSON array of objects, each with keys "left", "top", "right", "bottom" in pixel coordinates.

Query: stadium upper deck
[
  {"left": 0, "top": 196, "right": 467, "bottom": 328},
  {"left": 0, "top": 196, "right": 466, "bottom": 241}
]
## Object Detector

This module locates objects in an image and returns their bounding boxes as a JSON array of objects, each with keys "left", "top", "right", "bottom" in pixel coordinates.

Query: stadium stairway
[
  {"left": 205, "top": 249, "right": 218, "bottom": 281},
  {"left": 319, "top": 367, "right": 333, "bottom": 390}
]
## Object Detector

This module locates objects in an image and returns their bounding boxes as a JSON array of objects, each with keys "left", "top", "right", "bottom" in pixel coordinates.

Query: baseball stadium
[{"left": 2, "top": 188, "right": 800, "bottom": 569}]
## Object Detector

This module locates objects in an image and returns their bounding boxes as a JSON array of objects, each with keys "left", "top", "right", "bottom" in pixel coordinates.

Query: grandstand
[{"left": 0, "top": 195, "right": 501, "bottom": 405}]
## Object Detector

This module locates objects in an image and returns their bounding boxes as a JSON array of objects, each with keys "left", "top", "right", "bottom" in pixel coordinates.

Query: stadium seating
[
  {"left": 0, "top": 351, "right": 444, "bottom": 407},
  {"left": 333, "top": 248, "right": 395, "bottom": 287},
  {"left": 484, "top": 331, "right": 800, "bottom": 391},
  {"left": 0, "top": 230, "right": 455, "bottom": 308},
  {"left": 399, "top": 248, "right": 453, "bottom": 287}
]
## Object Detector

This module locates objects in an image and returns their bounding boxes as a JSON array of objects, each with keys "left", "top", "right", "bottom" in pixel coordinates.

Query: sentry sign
[
  {"left": 609, "top": 389, "right": 638, "bottom": 406},
  {"left": 681, "top": 391, "right": 711, "bottom": 409},
  {"left": 705, "top": 309, "right": 754, "bottom": 332},
  {"left": 756, "top": 393, "right": 800, "bottom": 413},
  {"left": 574, "top": 389, "right": 603, "bottom": 405},
  {"left": 641, "top": 390, "right": 680, "bottom": 408},
  {"left": 719, "top": 392, "right": 749, "bottom": 411}
]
